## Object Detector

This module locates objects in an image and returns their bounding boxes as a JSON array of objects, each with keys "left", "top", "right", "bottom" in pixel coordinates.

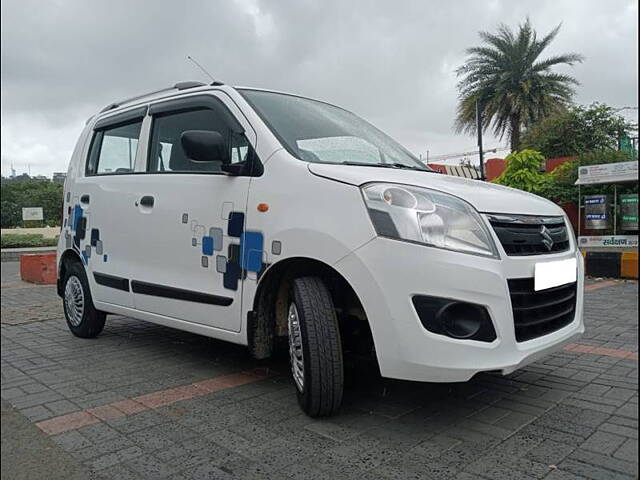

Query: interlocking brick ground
[{"left": 1, "top": 261, "right": 638, "bottom": 479}]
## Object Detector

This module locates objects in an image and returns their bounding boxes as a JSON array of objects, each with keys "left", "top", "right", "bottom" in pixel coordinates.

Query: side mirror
[{"left": 181, "top": 130, "right": 228, "bottom": 163}]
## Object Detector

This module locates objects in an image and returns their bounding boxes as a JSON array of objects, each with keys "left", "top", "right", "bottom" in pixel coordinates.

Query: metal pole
[
  {"left": 578, "top": 183, "right": 581, "bottom": 237},
  {"left": 578, "top": 153, "right": 582, "bottom": 237},
  {"left": 614, "top": 185, "right": 617, "bottom": 235},
  {"left": 476, "top": 100, "right": 485, "bottom": 180}
]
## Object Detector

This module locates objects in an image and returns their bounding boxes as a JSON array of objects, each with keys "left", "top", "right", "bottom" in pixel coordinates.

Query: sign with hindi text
[{"left": 578, "top": 235, "right": 638, "bottom": 249}]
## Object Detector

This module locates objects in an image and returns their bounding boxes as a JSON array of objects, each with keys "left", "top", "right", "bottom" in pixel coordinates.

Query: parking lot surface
[{"left": 1, "top": 261, "right": 638, "bottom": 479}]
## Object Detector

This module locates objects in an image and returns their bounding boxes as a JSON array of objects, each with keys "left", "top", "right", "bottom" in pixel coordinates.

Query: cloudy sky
[{"left": 1, "top": 0, "right": 638, "bottom": 177}]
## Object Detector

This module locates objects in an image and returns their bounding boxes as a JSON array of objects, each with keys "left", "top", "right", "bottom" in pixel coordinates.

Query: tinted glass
[
  {"left": 230, "top": 132, "right": 249, "bottom": 163},
  {"left": 240, "top": 89, "right": 428, "bottom": 170},
  {"left": 148, "top": 108, "right": 229, "bottom": 173},
  {"left": 87, "top": 120, "right": 142, "bottom": 175}
]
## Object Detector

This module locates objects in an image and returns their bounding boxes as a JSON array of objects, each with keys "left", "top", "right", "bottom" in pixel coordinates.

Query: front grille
[
  {"left": 508, "top": 278, "right": 577, "bottom": 342},
  {"left": 488, "top": 215, "right": 570, "bottom": 256}
]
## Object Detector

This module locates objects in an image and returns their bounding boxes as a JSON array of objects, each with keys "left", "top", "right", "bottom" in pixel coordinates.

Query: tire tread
[
  {"left": 63, "top": 261, "right": 106, "bottom": 339},
  {"left": 292, "top": 276, "right": 343, "bottom": 417}
]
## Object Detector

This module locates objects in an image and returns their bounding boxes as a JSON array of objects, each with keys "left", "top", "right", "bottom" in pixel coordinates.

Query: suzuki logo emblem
[{"left": 540, "top": 225, "right": 554, "bottom": 251}]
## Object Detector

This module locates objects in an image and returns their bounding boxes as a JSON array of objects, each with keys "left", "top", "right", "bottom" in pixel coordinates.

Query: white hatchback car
[{"left": 57, "top": 81, "right": 584, "bottom": 416}]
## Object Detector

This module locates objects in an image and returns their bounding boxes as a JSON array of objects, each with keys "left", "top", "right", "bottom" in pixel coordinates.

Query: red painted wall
[
  {"left": 483, "top": 155, "right": 577, "bottom": 181},
  {"left": 546, "top": 156, "right": 577, "bottom": 173},
  {"left": 484, "top": 158, "right": 507, "bottom": 181},
  {"left": 561, "top": 202, "right": 579, "bottom": 232},
  {"left": 427, "top": 163, "right": 447, "bottom": 174}
]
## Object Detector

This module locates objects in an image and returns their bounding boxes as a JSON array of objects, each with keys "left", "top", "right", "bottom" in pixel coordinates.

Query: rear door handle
[
  {"left": 137, "top": 196, "right": 155, "bottom": 208},
  {"left": 80, "top": 194, "right": 90, "bottom": 204}
]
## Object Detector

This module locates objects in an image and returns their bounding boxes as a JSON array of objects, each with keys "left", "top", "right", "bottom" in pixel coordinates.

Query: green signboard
[
  {"left": 620, "top": 193, "right": 638, "bottom": 231},
  {"left": 619, "top": 135, "right": 638, "bottom": 159}
]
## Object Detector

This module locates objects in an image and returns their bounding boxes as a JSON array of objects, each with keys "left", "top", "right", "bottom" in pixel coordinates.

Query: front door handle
[
  {"left": 80, "top": 194, "right": 90, "bottom": 204},
  {"left": 137, "top": 196, "right": 155, "bottom": 208}
]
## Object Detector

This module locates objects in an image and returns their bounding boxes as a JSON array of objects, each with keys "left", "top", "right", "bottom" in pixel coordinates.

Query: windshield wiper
[
  {"left": 385, "top": 162, "right": 432, "bottom": 171},
  {"left": 339, "top": 161, "right": 432, "bottom": 172}
]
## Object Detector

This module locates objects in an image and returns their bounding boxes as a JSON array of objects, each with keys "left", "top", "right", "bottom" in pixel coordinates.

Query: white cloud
[{"left": 1, "top": 0, "right": 637, "bottom": 176}]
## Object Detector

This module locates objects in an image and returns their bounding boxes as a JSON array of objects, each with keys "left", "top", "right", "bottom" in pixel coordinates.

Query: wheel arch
[
  {"left": 248, "top": 256, "right": 369, "bottom": 359},
  {"left": 57, "top": 249, "right": 83, "bottom": 297}
]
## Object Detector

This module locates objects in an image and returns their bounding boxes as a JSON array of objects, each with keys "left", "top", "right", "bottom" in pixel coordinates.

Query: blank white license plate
[{"left": 534, "top": 258, "right": 577, "bottom": 291}]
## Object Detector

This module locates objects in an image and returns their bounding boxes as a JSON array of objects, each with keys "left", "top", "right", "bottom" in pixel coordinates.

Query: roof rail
[
  {"left": 99, "top": 80, "right": 213, "bottom": 113},
  {"left": 174, "top": 81, "right": 206, "bottom": 90}
]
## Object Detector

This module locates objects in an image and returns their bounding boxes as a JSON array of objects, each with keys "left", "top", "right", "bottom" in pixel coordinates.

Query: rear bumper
[{"left": 335, "top": 237, "right": 585, "bottom": 382}]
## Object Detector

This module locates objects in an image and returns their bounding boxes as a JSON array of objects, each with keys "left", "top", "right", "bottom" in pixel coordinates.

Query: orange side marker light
[{"left": 257, "top": 203, "right": 269, "bottom": 212}]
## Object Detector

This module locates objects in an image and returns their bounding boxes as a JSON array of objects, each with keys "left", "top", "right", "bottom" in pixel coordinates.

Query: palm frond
[
  {"left": 454, "top": 18, "right": 582, "bottom": 150},
  {"left": 533, "top": 54, "right": 585, "bottom": 71}
]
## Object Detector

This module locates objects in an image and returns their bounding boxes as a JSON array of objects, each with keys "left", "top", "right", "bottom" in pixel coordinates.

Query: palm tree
[{"left": 455, "top": 18, "right": 584, "bottom": 152}]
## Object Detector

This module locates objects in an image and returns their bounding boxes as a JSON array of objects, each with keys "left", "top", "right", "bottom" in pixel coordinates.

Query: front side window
[
  {"left": 230, "top": 132, "right": 249, "bottom": 163},
  {"left": 239, "top": 89, "right": 430, "bottom": 171},
  {"left": 86, "top": 120, "right": 142, "bottom": 175},
  {"left": 148, "top": 108, "right": 231, "bottom": 173}
]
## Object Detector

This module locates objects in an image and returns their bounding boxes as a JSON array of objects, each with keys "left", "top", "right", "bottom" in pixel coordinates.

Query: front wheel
[
  {"left": 62, "top": 261, "right": 106, "bottom": 338},
  {"left": 288, "top": 276, "right": 343, "bottom": 417}
]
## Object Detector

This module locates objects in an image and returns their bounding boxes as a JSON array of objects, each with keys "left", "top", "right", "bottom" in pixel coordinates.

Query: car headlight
[{"left": 362, "top": 183, "right": 499, "bottom": 258}]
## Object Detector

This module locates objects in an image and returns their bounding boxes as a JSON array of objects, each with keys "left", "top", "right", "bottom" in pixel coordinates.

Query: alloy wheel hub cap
[
  {"left": 288, "top": 303, "right": 305, "bottom": 392},
  {"left": 64, "top": 276, "right": 85, "bottom": 327}
]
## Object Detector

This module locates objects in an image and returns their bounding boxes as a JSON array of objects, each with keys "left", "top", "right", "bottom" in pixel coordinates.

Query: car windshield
[{"left": 239, "top": 89, "right": 431, "bottom": 171}]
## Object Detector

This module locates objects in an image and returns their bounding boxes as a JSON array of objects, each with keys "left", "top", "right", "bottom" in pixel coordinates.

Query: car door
[
  {"left": 127, "top": 93, "right": 258, "bottom": 333},
  {"left": 71, "top": 106, "right": 148, "bottom": 309}
]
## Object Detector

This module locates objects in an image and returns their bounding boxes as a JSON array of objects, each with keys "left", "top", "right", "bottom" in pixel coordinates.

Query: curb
[{"left": 583, "top": 250, "right": 638, "bottom": 279}]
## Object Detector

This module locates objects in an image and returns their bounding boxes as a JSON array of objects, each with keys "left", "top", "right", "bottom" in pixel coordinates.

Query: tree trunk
[{"left": 510, "top": 114, "right": 521, "bottom": 152}]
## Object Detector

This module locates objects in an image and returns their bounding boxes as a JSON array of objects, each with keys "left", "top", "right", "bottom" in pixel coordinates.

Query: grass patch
[{"left": 1, "top": 234, "right": 58, "bottom": 249}]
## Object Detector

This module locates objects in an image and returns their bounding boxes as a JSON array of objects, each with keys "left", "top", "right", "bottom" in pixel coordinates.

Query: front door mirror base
[
  {"left": 222, "top": 163, "right": 248, "bottom": 176},
  {"left": 222, "top": 157, "right": 264, "bottom": 177}
]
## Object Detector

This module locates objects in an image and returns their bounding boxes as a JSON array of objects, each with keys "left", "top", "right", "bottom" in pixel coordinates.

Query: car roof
[
  {"left": 93, "top": 82, "right": 341, "bottom": 123},
  {"left": 97, "top": 81, "right": 224, "bottom": 114}
]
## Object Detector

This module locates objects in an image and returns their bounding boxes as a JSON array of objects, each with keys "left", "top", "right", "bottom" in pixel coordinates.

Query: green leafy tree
[
  {"left": 455, "top": 18, "right": 583, "bottom": 152},
  {"left": 522, "top": 103, "right": 636, "bottom": 158},
  {"left": 0, "top": 200, "right": 21, "bottom": 227},
  {"left": 545, "top": 150, "right": 636, "bottom": 204},
  {"left": 494, "top": 149, "right": 549, "bottom": 194},
  {"left": 0, "top": 179, "right": 63, "bottom": 228}
]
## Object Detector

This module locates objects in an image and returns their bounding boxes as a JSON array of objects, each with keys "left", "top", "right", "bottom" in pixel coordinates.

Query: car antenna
[{"left": 187, "top": 55, "right": 224, "bottom": 86}]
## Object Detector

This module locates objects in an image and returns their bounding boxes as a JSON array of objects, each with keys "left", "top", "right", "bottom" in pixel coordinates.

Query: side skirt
[{"left": 93, "top": 300, "right": 248, "bottom": 346}]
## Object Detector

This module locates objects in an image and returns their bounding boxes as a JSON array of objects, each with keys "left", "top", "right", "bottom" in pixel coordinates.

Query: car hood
[{"left": 308, "top": 164, "right": 564, "bottom": 216}]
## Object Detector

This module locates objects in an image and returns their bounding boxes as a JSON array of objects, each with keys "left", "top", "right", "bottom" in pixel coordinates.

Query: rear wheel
[
  {"left": 288, "top": 276, "right": 343, "bottom": 417},
  {"left": 62, "top": 261, "right": 105, "bottom": 338}
]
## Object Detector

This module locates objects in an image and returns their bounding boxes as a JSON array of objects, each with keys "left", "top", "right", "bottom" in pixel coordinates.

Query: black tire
[
  {"left": 62, "top": 260, "right": 106, "bottom": 338},
  {"left": 289, "top": 276, "right": 343, "bottom": 417}
]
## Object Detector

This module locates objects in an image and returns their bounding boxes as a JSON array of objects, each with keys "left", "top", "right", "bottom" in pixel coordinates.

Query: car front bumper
[{"left": 334, "top": 237, "right": 585, "bottom": 382}]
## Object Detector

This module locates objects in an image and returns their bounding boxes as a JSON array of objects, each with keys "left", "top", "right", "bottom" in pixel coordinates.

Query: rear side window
[
  {"left": 86, "top": 120, "right": 143, "bottom": 175},
  {"left": 148, "top": 108, "right": 230, "bottom": 173}
]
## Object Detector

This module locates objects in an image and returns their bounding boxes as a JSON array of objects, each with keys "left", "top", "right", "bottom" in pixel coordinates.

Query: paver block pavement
[{"left": 1, "top": 261, "right": 638, "bottom": 479}]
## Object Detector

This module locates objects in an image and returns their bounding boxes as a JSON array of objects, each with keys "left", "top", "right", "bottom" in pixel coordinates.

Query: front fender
[{"left": 265, "top": 227, "right": 373, "bottom": 267}]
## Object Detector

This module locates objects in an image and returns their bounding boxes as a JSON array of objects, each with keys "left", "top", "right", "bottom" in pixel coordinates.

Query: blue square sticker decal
[
  {"left": 202, "top": 236, "right": 214, "bottom": 256},
  {"left": 240, "top": 231, "right": 264, "bottom": 272}
]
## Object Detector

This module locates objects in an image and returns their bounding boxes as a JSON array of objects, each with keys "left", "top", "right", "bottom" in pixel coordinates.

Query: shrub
[
  {"left": 546, "top": 150, "right": 637, "bottom": 204},
  {"left": 0, "top": 234, "right": 59, "bottom": 249},
  {"left": 493, "top": 149, "right": 550, "bottom": 194}
]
